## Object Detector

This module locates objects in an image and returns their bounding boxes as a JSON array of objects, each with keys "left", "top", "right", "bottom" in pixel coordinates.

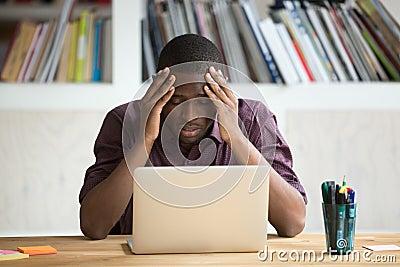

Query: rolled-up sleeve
[
  {"left": 241, "top": 99, "right": 308, "bottom": 204},
  {"left": 270, "top": 115, "right": 308, "bottom": 204},
  {"left": 79, "top": 106, "right": 125, "bottom": 204}
]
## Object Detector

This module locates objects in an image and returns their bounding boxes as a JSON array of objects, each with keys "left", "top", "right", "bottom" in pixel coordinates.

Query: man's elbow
[
  {"left": 277, "top": 215, "right": 306, "bottom": 238},
  {"left": 80, "top": 209, "right": 109, "bottom": 240},
  {"left": 80, "top": 220, "right": 109, "bottom": 240}
]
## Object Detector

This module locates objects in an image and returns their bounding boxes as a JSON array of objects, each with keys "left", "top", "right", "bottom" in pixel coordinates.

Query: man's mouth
[{"left": 180, "top": 125, "right": 201, "bottom": 138}]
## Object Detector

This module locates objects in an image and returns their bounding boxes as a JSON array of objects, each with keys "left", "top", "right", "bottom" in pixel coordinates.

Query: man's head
[
  {"left": 157, "top": 34, "right": 223, "bottom": 153},
  {"left": 156, "top": 34, "right": 223, "bottom": 71}
]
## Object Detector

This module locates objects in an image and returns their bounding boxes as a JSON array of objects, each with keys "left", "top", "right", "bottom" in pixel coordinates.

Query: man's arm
[
  {"left": 80, "top": 142, "right": 148, "bottom": 240},
  {"left": 204, "top": 66, "right": 306, "bottom": 237},
  {"left": 80, "top": 68, "right": 175, "bottom": 239},
  {"left": 228, "top": 135, "right": 306, "bottom": 237}
]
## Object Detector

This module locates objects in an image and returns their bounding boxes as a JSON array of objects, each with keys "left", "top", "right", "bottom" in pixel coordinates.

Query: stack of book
[
  {"left": 0, "top": 0, "right": 112, "bottom": 83},
  {"left": 142, "top": 0, "right": 400, "bottom": 84}
]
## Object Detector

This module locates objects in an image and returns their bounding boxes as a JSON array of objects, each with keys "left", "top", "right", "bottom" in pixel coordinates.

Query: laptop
[{"left": 130, "top": 165, "right": 270, "bottom": 254}]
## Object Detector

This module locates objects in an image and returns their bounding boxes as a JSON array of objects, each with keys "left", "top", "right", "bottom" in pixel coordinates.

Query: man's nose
[{"left": 180, "top": 101, "right": 197, "bottom": 122}]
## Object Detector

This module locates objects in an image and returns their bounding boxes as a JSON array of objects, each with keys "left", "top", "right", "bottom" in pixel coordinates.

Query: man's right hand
[{"left": 139, "top": 67, "right": 175, "bottom": 153}]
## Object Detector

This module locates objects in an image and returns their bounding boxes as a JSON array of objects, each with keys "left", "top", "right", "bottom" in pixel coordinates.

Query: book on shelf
[
  {"left": 259, "top": 17, "right": 300, "bottom": 85},
  {"left": 346, "top": 7, "right": 388, "bottom": 80},
  {"left": 337, "top": 5, "right": 377, "bottom": 81},
  {"left": 231, "top": 0, "right": 271, "bottom": 83},
  {"left": 0, "top": 0, "right": 112, "bottom": 83},
  {"left": 182, "top": 0, "right": 198, "bottom": 34},
  {"left": 355, "top": 5, "right": 400, "bottom": 70},
  {"left": 41, "top": 0, "right": 76, "bottom": 82},
  {"left": 273, "top": 8, "right": 314, "bottom": 82},
  {"left": 24, "top": 22, "right": 49, "bottom": 82},
  {"left": 56, "top": 21, "right": 73, "bottom": 82},
  {"left": 74, "top": 9, "right": 89, "bottom": 82},
  {"left": 17, "top": 23, "right": 42, "bottom": 82},
  {"left": 332, "top": 4, "right": 370, "bottom": 81},
  {"left": 214, "top": 0, "right": 250, "bottom": 82},
  {"left": 352, "top": 7, "right": 400, "bottom": 80},
  {"left": 156, "top": 0, "right": 175, "bottom": 44},
  {"left": 202, "top": 1, "right": 221, "bottom": 55},
  {"left": 67, "top": 18, "right": 79, "bottom": 81},
  {"left": 101, "top": 17, "right": 112, "bottom": 82},
  {"left": 275, "top": 21, "right": 310, "bottom": 83},
  {"left": 92, "top": 17, "right": 104, "bottom": 82},
  {"left": 83, "top": 9, "right": 96, "bottom": 82},
  {"left": 376, "top": 0, "right": 400, "bottom": 39},
  {"left": 168, "top": 0, "right": 185, "bottom": 36},
  {"left": 33, "top": 19, "right": 58, "bottom": 81},
  {"left": 142, "top": 18, "right": 156, "bottom": 78},
  {"left": 357, "top": 0, "right": 400, "bottom": 56},
  {"left": 241, "top": 0, "right": 282, "bottom": 83},
  {"left": 142, "top": 0, "right": 399, "bottom": 84},
  {"left": 283, "top": 1, "right": 330, "bottom": 82},
  {"left": 1, "top": 21, "right": 37, "bottom": 82},
  {"left": 304, "top": 4, "right": 348, "bottom": 81},
  {"left": 148, "top": 0, "right": 164, "bottom": 60}
]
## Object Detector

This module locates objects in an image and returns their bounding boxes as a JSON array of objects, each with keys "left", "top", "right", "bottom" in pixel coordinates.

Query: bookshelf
[
  {"left": 0, "top": 2, "right": 112, "bottom": 22},
  {"left": 0, "top": 0, "right": 399, "bottom": 112},
  {"left": 0, "top": 0, "right": 141, "bottom": 111},
  {"left": 139, "top": 0, "right": 400, "bottom": 120}
]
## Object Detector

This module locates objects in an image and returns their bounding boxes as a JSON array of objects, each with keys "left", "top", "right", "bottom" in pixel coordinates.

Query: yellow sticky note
[{"left": 0, "top": 250, "right": 29, "bottom": 261}]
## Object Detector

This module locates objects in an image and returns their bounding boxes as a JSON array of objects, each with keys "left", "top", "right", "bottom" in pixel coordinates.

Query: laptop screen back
[{"left": 131, "top": 165, "right": 270, "bottom": 254}]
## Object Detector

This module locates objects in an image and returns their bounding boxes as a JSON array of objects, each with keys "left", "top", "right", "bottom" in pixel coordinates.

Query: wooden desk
[{"left": 0, "top": 234, "right": 399, "bottom": 266}]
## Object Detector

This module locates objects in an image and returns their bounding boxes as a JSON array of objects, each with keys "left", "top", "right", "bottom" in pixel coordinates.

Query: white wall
[
  {"left": 1, "top": 105, "right": 399, "bottom": 236},
  {"left": 286, "top": 110, "right": 400, "bottom": 233},
  {"left": 0, "top": 111, "right": 106, "bottom": 236}
]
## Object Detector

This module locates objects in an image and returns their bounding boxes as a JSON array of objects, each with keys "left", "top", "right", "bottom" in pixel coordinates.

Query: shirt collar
[{"left": 208, "top": 119, "right": 223, "bottom": 144}]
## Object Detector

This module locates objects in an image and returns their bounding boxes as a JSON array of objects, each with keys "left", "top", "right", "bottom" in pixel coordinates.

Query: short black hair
[{"left": 156, "top": 34, "right": 224, "bottom": 72}]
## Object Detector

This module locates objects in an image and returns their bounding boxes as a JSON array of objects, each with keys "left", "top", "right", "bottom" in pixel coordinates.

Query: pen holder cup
[{"left": 322, "top": 203, "right": 357, "bottom": 255}]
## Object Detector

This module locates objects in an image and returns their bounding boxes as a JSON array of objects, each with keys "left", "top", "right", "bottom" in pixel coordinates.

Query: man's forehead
[{"left": 171, "top": 71, "right": 206, "bottom": 87}]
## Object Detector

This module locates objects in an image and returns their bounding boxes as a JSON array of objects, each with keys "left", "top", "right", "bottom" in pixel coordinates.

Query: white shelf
[
  {"left": 1, "top": 81, "right": 399, "bottom": 110},
  {"left": 232, "top": 81, "right": 400, "bottom": 133},
  {"left": 0, "top": 83, "right": 130, "bottom": 110},
  {"left": 255, "top": 82, "right": 400, "bottom": 111}
]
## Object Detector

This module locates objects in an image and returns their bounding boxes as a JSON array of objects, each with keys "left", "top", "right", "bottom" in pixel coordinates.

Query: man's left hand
[{"left": 204, "top": 66, "right": 242, "bottom": 147}]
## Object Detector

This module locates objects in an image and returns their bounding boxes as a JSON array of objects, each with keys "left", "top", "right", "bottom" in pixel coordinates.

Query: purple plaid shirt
[{"left": 79, "top": 99, "right": 307, "bottom": 234}]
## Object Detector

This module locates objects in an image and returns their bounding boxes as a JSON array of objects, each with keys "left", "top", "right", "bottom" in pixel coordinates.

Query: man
[{"left": 79, "top": 34, "right": 307, "bottom": 240}]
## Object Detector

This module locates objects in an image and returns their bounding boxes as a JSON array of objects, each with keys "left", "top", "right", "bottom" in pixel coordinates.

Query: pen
[
  {"left": 321, "top": 181, "right": 335, "bottom": 204},
  {"left": 321, "top": 181, "right": 329, "bottom": 204},
  {"left": 335, "top": 184, "right": 341, "bottom": 201},
  {"left": 349, "top": 189, "right": 355, "bottom": 204},
  {"left": 328, "top": 184, "right": 336, "bottom": 205},
  {"left": 327, "top": 184, "right": 336, "bottom": 251},
  {"left": 322, "top": 181, "right": 335, "bottom": 252},
  {"left": 339, "top": 176, "right": 348, "bottom": 194},
  {"left": 336, "top": 192, "right": 346, "bottom": 253},
  {"left": 346, "top": 189, "right": 356, "bottom": 250}
]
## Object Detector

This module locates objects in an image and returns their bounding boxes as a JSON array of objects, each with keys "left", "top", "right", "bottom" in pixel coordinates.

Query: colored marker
[
  {"left": 336, "top": 192, "right": 346, "bottom": 253},
  {"left": 347, "top": 189, "right": 356, "bottom": 250}
]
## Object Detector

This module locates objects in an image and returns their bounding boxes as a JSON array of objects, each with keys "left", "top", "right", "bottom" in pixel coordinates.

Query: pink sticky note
[{"left": 0, "top": 250, "right": 17, "bottom": 255}]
